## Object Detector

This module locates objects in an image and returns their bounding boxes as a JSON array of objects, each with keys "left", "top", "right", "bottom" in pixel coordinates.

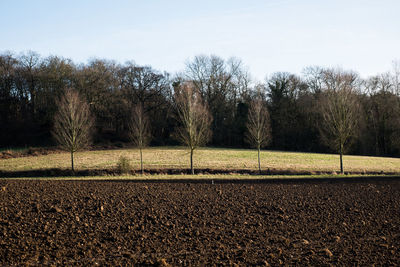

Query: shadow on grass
[{"left": 0, "top": 168, "right": 397, "bottom": 178}]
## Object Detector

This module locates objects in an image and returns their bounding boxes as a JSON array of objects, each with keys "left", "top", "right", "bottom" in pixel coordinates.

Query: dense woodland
[{"left": 1, "top": 51, "right": 400, "bottom": 157}]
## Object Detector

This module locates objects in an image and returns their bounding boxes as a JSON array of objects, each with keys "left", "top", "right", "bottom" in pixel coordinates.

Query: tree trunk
[
  {"left": 190, "top": 148, "right": 194, "bottom": 175},
  {"left": 29, "top": 83, "right": 36, "bottom": 119},
  {"left": 257, "top": 146, "right": 261, "bottom": 174},
  {"left": 140, "top": 147, "right": 143, "bottom": 175},
  {"left": 71, "top": 151, "right": 74, "bottom": 173},
  {"left": 339, "top": 144, "right": 343, "bottom": 174}
]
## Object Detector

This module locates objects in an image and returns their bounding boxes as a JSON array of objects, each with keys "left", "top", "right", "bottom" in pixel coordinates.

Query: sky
[{"left": 1, "top": 0, "right": 399, "bottom": 82}]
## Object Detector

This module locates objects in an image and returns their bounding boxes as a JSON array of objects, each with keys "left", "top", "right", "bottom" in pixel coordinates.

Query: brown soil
[{"left": 0, "top": 179, "right": 399, "bottom": 265}]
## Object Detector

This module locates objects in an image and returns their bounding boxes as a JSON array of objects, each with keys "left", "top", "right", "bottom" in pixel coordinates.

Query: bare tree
[
  {"left": 391, "top": 60, "right": 400, "bottom": 96},
  {"left": 52, "top": 89, "right": 93, "bottom": 172},
  {"left": 17, "top": 51, "right": 41, "bottom": 118},
  {"left": 184, "top": 55, "right": 249, "bottom": 146},
  {"left": 174, "top": 82, "right": 212, "bottom": 174},
  {"left": 128, "top": 104, "right": 151, "bottom": 175},
  {"left": 246, "top": 97, "right": 271, "bottom": 173},
  {"left": 302, "top": 66, "right": 324, "bottom": 94},
  {"left": 319, "top": 69, "right": 360, "bottom": 173}
]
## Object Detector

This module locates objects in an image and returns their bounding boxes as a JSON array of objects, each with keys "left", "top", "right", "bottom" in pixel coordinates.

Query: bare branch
[
  {"left": 319, "top": 69, "right": 360, "bottom": 173},
  {"left": 245, "top": 97, "right": 271, "bottom": 172},
  {"left": 174, "top": 82, "right": 212, "bottom": 174},
  {"left": 52, "top": 89, "right": 93, "bottom": 171},
  {"left": 128, "top": 104, "right": 151, "bottom": 149},
  {"left": 128, "top": 104, "right": 151, "bottom": 174}
]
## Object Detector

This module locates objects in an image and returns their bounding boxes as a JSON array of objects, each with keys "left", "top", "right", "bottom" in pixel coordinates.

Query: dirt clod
[
  {"left": 323, "top": 248, "right": 333, "bottom": 258},
  {"left": 49, "top": 206, "right": 62, "bottom": 213},
  {"left": 158, "top": 258, "right": 170, "bottom": 267}
]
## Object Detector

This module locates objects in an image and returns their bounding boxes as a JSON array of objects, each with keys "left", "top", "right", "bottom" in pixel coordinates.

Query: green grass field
[{"left": 1, "top": 146, "right": 400, "bottom": 175}]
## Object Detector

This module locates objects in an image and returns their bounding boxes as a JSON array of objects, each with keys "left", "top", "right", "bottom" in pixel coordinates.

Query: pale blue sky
[{"left": 1, "top": 0, "right": 399, "bottom": 81}]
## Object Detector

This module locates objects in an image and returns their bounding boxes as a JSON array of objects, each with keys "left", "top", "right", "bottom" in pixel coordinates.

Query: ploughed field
[{"left": 0, "top": 179, "right": 399, "bottom": 265}]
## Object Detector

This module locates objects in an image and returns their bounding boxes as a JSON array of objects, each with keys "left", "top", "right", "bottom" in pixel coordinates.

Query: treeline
[{"left": 1, "top": 51, "right": 400, "bottom": 157}]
